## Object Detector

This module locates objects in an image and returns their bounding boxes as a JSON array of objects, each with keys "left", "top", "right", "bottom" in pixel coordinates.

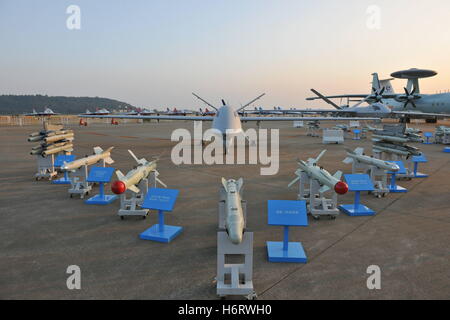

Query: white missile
[
  {"left": 44, "top": 132, "right": 74, "bottom": 144},
  {"left": 111, "top": 150, "right": 166, "bottom": 194},
  {"left": 42, "top": 144, "right": 74, "bottom": 156},
  {"left": 288, "top": 150, "right": 349, "bottom": 195},
  {"left": 60, "top": 146, "right": 114, "bottom": 171},
  {"left": 343, "top": 148, "right": 400, "bottom": 172},
  {"left": 221, "top": 177, "right": 245, "bottom": 245},
  {"left": 372, "top": 134, "right": 410, "bottom": 143}
]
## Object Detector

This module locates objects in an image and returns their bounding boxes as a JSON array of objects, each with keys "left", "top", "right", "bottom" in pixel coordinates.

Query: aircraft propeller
[{"left": 397, "top": 87, "right": 420, "bottom": 109}]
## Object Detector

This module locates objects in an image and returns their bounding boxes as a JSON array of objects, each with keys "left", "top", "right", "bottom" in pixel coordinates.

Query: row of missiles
[
  {"left": 223, "top": 147, "right": 402, "bottom": 246},
  {"left": 55, "top": 145, "right": 164, "bottom": 197},
  {"left": 288, "top": 147, "right": 402, "bottom": 196},
  {"left": 28, "top": 124, "right": 74, "bottom": 156},
  {"left": 371, "top": 124, "right": 422, "bottom": 157}
]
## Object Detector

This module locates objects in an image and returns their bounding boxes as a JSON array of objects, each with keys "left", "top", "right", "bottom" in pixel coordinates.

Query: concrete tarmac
[{"left": 0, "top": 120, "right": 449, "bottom": 299}]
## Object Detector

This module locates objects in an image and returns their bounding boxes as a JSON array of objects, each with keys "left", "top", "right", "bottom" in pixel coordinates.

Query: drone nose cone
[
  {"left": 334, "top": 181, "right": 349, "bottom": 195},
  {"left": 111, "top": 181, "right": 126, "bottom": 194}
]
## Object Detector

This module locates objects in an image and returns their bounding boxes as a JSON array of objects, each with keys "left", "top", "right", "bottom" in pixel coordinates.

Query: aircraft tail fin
[
  {"left": 380, "top": 79, "right": 395, "bottom": 94},
  {"left": 371, "top": 73, "right": 381, "bottom": 91}
]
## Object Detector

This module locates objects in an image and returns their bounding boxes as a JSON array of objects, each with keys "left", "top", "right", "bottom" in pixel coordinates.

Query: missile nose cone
[
  {"left": 334, "top": 181, "right": 349, "bottom": 195},
  {"left": 111, "top": 181, "right": 126, "bottom": 194},
  {"left": 230, "top": 233, "right": 243, "bottom": 245}
]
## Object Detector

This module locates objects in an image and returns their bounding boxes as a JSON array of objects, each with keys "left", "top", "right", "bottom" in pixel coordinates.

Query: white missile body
[
  {"left": 44, "top": 132, "right": 74, "bottom": 144},
  {"left": 111, "top": 150, "right": 166, "bottom": 194},
  {"left": 343, "top": 148, "right": 400, "bottom": 172},
  {"left": 372, "top": 134, "right": 409, "bottom": 143},
  {"left": 221, "top": 178, "right": 245, "bottom": 245},
  {"left": 42, "top": 143, "right": 74, "bottom": 156},
  {"left": 288, "top": 150, "right": 349, "bottom": 194},
  {"left": 60, "top": 146, "right": 114, "bottom": 171}
]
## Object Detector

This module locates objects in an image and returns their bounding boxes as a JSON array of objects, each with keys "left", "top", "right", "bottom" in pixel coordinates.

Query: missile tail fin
[
  {"left": 343, "top": 157, "right": 353, "bottom": 164},
  {"left": 221, "top": 177, "right": 229, "bottom": 192},
  {"left": 116, "top": 170, "right": 125, "bottom": 180},
  {"left": 128, "top": 185, "right": 140, "bottom": 193},
  {"left": 354, "top": 147, "right": 364, "bottom": 155},
  {"left": 236, "top": 178, "right": 243, "bottom": 192},
  {"left": 333, "top": 170, "right": 343, "bottom": 180},
  {"left": 104, "top": 157, "right": 114, "bottom": 165},
  {"left": 93, "top": 146, "right": 103, "bottom": 154},
  {"left": 288, "top": 175, "right": 301, "bottom": 188},
  {"left": 128, "top": 149, "right": 147, "bottom": 165},
  {"left": 309, "top": 149, "right": 327, "bottom": 165},
  {"left": 128, "top": 149, "right": 139, "bottom": 163}
]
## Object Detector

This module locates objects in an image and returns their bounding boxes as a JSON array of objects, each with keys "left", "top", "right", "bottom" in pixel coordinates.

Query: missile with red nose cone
[
  {"left": 111, "top": 150, "right": 166, "bottom": 195},
  {"left": 288, "top": 150, "right": 349, "bottom": 195}
]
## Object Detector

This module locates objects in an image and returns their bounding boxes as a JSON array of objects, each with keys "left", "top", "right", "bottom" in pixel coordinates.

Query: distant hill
[{"left": 0, "top": 95, "right": 136, "bottom": 115}]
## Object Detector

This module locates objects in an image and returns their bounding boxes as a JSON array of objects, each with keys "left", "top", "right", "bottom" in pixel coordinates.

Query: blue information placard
[
  {"left": 387, "top": 161, "right": 406, "bottom": 175},
  {"left": 424, "top": 132, "right": 433, "bottom": 138},
  {"left": 87, "top": 166, "right": 115, "bottom": 183},
  {"left": 268, "top": 200, "right": 308, "bottom": 227},
  {"left": 54, "top": 155, "right": 76, "bottom": 167},
  {"left": 142, "top": 188, "right": 179, "bottom": 212},
  {"left": 344, "top": 174, "right": 374, "bottom": 192},
  {"left": 412, "top": 155, "right": 427, "bottom": 163},
  {"left": 339, "top": 174, "right": 376, "bottom": 216}
]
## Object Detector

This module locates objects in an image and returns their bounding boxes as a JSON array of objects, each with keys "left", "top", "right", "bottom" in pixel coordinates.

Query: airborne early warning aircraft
[
  {"left": 305, "top": 69, "right": 450, "bottom": 122},
  {"left": 79, "top": 93, "right": 378, "bottom": 148}
]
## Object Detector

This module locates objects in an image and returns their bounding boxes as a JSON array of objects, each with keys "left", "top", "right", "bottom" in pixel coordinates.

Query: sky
[{"left": 2, "top": 0, "right": 450, "bottom": 109}]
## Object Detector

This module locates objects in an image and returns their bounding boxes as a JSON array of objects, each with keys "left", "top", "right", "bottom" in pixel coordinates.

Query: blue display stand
[
  {"left": 411, "top": 155, "right": 428, "bottom": 178},
  {"left": 339, "top": 174, "right": 376, "bottom": 216},
  {"left": 266, "top": 200, "right": 308, "bottom": 263},
  {"left": 387, "top": 161, "right": 408, "bottom": 193},
  {"left": 53, "top": 155, "right": 76, "bottom": 184},
  {"left": 352, "top": 129, "right": 361, "bottom": 140},
  {"left": 139, "top": 188, "right": 182, "bottom": 243},
  {"left": 444, "top": 147, "right": 450, "bottom": 153},
  {"left": 84, "top": 166, "right": 118, "bottom": 205},
  {"left": 423, "top": 132, "right": 433, "bottom": 144}
]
